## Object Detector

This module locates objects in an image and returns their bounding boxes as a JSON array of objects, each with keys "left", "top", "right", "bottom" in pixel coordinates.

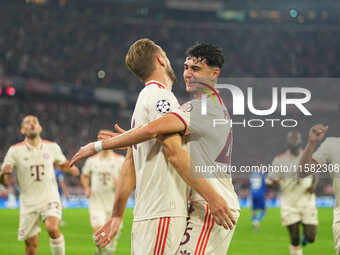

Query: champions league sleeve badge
[{"left": 156, "top": 100, "right": 171, "bottom": 114}]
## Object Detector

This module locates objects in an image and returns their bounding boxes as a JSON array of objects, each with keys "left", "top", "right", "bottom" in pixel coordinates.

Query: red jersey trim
[
  {"left": 169, "top": 112, "right": 188, "bottom": 136},
  {"left": 145, "top": 81, "right": 166, "bottom": 89}
]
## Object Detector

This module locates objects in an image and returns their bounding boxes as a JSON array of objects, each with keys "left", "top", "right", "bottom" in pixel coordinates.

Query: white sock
[
  {"left": 50, "top": 234, "right": 65, "bottom": 255},
  {"left": 290, "top": 245, "right": 303, "bottom": 255}
]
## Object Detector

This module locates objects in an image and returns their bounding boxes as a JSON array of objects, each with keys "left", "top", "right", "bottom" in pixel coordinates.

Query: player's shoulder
[
  {"left": 273, "top": 150, "right": 289, "bottom": 160},
  {"left": 10, "top": 141, "right": 25, "bottom": 152},
  {"left": 276, "top": 151, "right": 289, "bottom": 158},
  {"left": 42, "top": 139, "right": 59, "bottom": 149},
  {"left": 42, "top": 139, "right": 57, "bottom": 145},
  {"left": 321, "top": 137, "right": 340, "bottom": 147},
  {"left": 12, "top": 141, "right": 25, "bottom": 148}
]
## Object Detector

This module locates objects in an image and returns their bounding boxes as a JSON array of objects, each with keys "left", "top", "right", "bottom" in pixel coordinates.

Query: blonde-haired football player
[
  {"left": 71, "top": 39, "right": 235, "bottom": 254},
  {"left": 0, "top": 115, "right": 79, "bottom": 255},
  {"left": 81, "top": 131, "right": 125, "bottom": 255}
]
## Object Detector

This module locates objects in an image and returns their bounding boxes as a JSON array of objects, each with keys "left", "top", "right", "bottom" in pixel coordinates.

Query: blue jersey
[
  {"left": 55, "top": 169, "right": 64, "bottom": 196},
  {"left": 250, "top": 172, "right": 266, "bottom": 198}
]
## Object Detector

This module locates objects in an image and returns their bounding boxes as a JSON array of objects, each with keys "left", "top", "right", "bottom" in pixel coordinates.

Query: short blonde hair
[{"left": 125, "top": 38, "right": 159, "bottom": 81}]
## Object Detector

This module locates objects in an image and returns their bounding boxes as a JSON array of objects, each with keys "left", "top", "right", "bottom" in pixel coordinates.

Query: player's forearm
[
  {"left": 102, "top": 115, "right": 185, "bottom": 151},
  {"left": 80, "top": 175, "right": 90, "bottom": 189},
  {"left": 165, "top": 144, "right": 220, "bottom": 204},
  {"left": 112, "top": 149, "right": 136, "bottom": 218},
  {"left": 299, "top": 141, "right": 317, "bottom": 177},
  {"left": 57, "top": 161, "right": 74, "bottom": 174}
]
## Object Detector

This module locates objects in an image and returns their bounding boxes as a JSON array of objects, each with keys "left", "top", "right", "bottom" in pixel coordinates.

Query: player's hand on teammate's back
[
  {"left": 308, "top": 124, "right": 328, "bottom": 144},
  {"left": 208, "top": 195, "right": 236, "bottom": 230},
  {"left": 70, "top": 143, "right": 97, "bottom": 166},
  {"left": 95, "top": 216, "right": 123, "bottom": 248}
]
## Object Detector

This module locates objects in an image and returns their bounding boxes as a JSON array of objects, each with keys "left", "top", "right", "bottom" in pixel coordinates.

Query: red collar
[{"left": 145, "top": 80, "right": 166, "bottom": 89}]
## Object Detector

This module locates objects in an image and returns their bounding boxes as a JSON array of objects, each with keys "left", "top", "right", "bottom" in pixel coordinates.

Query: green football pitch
[{"left": 0, "top": 208, "right": 334, "bottom": 254}]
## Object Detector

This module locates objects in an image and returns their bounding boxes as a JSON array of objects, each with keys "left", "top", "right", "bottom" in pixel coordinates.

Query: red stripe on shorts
[
  {"left": 156, "top": 217, "right": 167, "bottom": 255},
  {"left": 153, "top": 218, "right": 163, "bottom": 255},
  {"left": 194, "top": 204, "right": 209, "bottom": 255},
  {"left": 160, "top": 217, "right": 170, "bottom": 255},
  {"left": 202, "top": 216, "right": 215, "bottom": 254},
  {"left": 199, "top": 211, "right": 212, "bottom": 255}
]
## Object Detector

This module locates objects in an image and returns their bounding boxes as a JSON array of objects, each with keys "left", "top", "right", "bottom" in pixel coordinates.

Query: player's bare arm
[
  {"left": 95, "top": 147, "right": 136, "bottom": 248},
  {"left": 56, "top": 160, "right": 80, "bottom": 176},
  {"left": 160, "top": 133, "right": 236, "bottom": 230},
  {"left": 80, "top": 174, "right": 91, "bottom": 198},
  {"left": 0, "top": 164, "right": 13, "bottom": 186},
  {"left": 299, "top": 124, "right": 328, "bottom": 177},
  {"left": 70, "top": 114, "right": 185, "bottom": 165}
]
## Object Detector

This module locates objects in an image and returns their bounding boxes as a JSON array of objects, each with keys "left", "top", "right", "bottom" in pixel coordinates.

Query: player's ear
[
  {"left": 20, "top": 127, "right": 25, "bottom": 136},
  {"left": 212, "top": 67, "right": 220, "bottom": 79},
  {"left": 156, "top": 54, "right": 166, "bottom": 67}
]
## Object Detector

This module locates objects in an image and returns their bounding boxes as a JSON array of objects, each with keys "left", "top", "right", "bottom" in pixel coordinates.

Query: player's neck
[{"left": 25, "top": 136, "right": 42, "bottom": 147}]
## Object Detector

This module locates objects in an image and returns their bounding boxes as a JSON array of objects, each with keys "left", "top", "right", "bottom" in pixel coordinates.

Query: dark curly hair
[{"left": 186, "top": 43, "right": 224, "bottom": 68}]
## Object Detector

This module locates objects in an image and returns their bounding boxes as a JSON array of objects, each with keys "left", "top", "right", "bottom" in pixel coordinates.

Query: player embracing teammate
[{"left": 71, "top": 39, "right": 240, "bottom": 254}]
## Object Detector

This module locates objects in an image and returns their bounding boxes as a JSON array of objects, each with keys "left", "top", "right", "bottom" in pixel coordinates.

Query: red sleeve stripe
[
  {"left": 169, "top": 112, "right": 188, "bottom": 135},
  {"left": 160, "top": 217, "right": 170, "bottom": 255},
  {"left": 194, "top": 204, "right": 209, "bottom": 255}
]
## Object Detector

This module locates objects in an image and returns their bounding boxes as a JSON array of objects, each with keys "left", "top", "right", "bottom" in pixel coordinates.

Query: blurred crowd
[{"left": 1, "top": 3, "right": 340, "bottom": 98}]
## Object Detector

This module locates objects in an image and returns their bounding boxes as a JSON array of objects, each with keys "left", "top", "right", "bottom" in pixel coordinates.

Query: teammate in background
[
  {"left": 299, "top": 123, "right": 340, "bottom": 254},
  {"left": 0, "top": 115, "right": 79, "bottom": 255},
  {"left": 267, "top": 131, "right": 318, "bottom": 255},
  {"left": 81, "top": 133, "right": 124, "bottom": 255},
  {"left": 249, "top": 167, "right": 267, "bottom": 231},
  {"left": 71, "top": 40, "right": 236, "bottom": 254},
  {"left": 71, "top": 42, "right": 240, "bottom": 254}
]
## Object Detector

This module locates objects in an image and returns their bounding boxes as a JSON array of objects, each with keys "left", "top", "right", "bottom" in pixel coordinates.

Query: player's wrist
[{"left": 94, "top": 141, "right": 103, "bottom": 152}]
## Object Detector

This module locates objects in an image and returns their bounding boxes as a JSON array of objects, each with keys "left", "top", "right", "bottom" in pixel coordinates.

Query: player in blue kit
[{"left": 249, "top": 169, "right": 266, "bottom": 231}]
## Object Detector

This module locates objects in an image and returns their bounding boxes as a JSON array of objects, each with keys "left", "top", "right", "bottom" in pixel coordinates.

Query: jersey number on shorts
[{"left": 30, "top": 164, "right": 45, "bottom": 181}]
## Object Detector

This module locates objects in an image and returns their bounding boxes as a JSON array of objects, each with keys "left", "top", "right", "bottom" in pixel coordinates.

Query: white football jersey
[
  {"left": 131, "top": 80, "right": 189, "bottom": 221},
  {"left": 170, "top": 94, "right": 240, "bottom": 211},
  {"left": 313, "top": 137, "right": 340, "bottom": 223},
  {"left": 82, "top": 152, "right": 124, "bottom": 210},
  {"left": 270, "top": 150, "right": 315, "bottom": 209},
  {"left": 2, "top": 140, "right": 66, "bottom": 213}
]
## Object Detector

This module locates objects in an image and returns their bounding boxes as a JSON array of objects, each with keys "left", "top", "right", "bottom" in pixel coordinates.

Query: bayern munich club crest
[{"left": 156, "top": 100, "right": 171, "bottom": 114}]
